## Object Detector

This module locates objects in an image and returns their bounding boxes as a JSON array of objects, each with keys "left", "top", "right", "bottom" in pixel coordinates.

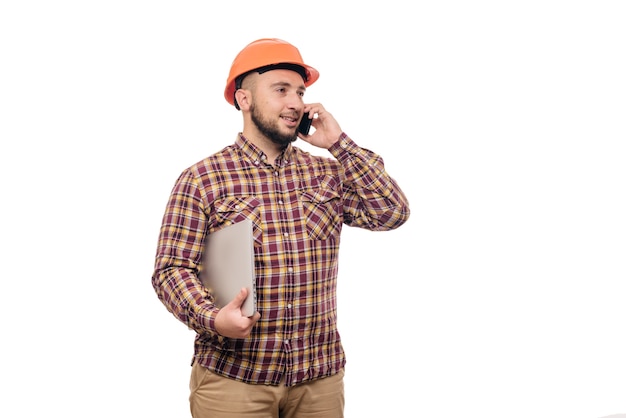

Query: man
[{"left": 152, "top": 38, "right": 410, "bottom": 417}]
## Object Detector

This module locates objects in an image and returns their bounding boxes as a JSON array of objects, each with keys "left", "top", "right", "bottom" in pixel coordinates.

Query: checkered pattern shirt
[{"left": 152, "top": 132, "right": 410, "bottom": 386}]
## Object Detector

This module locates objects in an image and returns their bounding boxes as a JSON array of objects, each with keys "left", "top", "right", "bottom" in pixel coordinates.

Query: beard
[{"left": 250, "top": 102, "right": 297, "bottom": 148}]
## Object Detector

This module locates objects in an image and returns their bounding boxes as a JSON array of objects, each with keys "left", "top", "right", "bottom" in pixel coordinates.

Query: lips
[{"left": 281, "top": 115, "right": 299, "bottom": 127}]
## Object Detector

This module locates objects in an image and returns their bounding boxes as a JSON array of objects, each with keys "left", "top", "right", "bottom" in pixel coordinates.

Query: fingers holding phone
[{"left": 297, "top": 104, "right": 343, "bottom": 149}]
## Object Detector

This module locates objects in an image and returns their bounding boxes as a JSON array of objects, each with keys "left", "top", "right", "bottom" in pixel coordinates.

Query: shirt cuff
[
  {"left": 328, "top": 132, "right": 351, "bottom": 154},
  {"left": 196, "top": 303, "right": 219, "bottom": 334}
]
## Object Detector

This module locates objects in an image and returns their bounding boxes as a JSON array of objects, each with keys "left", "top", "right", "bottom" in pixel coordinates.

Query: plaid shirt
[{"left": 152, "top": 132, "right": 410, "bottom": 387}]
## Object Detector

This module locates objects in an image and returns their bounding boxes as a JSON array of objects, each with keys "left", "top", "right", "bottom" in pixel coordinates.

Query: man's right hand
[{"left": 214, "top": 288, "right": 261, "bottom": 339}]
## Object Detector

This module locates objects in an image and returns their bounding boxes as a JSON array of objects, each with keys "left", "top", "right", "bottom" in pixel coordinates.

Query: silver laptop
[{"left": 200, "top": 218, "right": 257, "bottom": 317}]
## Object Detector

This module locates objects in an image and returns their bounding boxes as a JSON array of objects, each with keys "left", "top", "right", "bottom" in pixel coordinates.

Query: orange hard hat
[{"left": 224, "top": 38, "right": 320, "bottom": 108}]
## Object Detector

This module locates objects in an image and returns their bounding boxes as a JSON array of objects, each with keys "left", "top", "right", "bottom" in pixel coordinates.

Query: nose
[{"left": 285, "top": 92, "right": 304, "bottom": 111}]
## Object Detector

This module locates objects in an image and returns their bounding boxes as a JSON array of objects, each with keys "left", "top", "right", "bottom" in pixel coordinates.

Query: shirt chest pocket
[
  {"left": 299, "top": 188, "right": 342, "bottom": 240},
  {"left": 213, "top": 196, "right": 263, "bottom": 246}
]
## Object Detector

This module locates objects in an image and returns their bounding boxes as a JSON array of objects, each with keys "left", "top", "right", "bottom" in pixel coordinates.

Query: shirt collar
[{"left": 236, "top": 133, "right": 294, "bottom": 167}]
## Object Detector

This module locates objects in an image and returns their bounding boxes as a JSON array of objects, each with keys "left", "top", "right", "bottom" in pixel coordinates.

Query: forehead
[{"left": 256, "top": 69, "right": 306, "bottom": 88}]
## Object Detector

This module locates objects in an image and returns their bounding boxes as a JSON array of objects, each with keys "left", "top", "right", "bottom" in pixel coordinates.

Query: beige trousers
[{"left": 189, "top": 362, "right": 345, "bottom": 418}]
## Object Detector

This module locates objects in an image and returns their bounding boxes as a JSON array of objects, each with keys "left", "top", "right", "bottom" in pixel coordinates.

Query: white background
[{"left": 1, "top": 1, "right": 625, "bottom": 417}]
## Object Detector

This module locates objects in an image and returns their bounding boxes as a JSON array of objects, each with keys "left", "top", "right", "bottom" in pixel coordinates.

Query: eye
[{"left": 298, "top": 91, "right": 305, "bottom": 97}]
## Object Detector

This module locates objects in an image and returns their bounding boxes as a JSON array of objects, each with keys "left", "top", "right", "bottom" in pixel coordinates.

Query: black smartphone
[{"left": 298, "top": 112, "right": 312, "bottom": 135}]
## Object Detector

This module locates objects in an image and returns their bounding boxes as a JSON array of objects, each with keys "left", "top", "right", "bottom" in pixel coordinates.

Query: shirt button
[
  {"left": 287, "top": 303, "right": 292, "bottom": 309},
  {"left": 283, "top": 232, "right": 289, "bottom": 238},
  {"left": 278, "top": 200, "right": 283, "bottom": 204},
  {"left": 274, "top": 171, "right": 279, "bottom": 176},
  {"left": 287, "top": 267, "right": 293, "bottom": 273},
  {"left": 235, "top": 205, "right": 241, "bottom": 210}
]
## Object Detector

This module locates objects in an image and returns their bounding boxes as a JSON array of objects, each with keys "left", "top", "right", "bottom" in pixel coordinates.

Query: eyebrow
[{"left": 271, "top": 81, "right": 306, "bottom": 91}]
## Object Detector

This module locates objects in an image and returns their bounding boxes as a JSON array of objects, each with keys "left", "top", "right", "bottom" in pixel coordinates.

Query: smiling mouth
[{"left": 281, "top": 115, "right": 298, "bottom": 127}]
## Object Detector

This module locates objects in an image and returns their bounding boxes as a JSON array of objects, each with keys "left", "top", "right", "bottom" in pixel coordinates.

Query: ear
[{"left": 235, "top": 89, "right": 252, "bottom": 111}]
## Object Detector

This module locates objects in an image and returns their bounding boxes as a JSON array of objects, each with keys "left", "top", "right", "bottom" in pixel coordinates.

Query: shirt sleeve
[
  {"left": 151, "top": 169, "right": 218, "bottom": 335},
  {"left": 328, "top": 133, "right": 411, "bottom": 230}
]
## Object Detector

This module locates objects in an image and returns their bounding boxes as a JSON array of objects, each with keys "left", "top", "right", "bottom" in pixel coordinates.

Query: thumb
[{"left": 228, "top": 287, "right": 248, "bottom": 308}]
